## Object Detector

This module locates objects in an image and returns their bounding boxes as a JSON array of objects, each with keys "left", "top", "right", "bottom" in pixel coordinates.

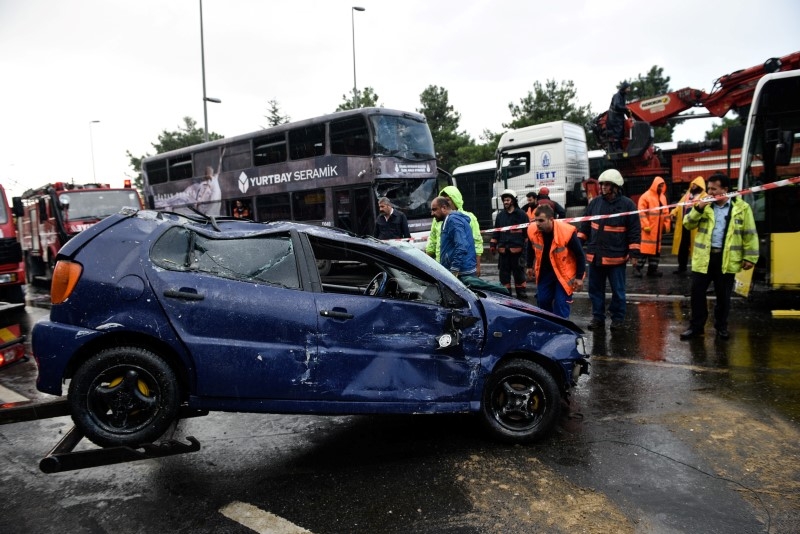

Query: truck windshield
[
  {"left": 371, "top": 115, "right": 435, "bottom": 161},
  {"left": 59, "top": 190, "right": 141, "bottom": 221}
]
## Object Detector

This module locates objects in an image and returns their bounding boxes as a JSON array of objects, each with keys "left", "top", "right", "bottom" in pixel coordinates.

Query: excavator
[{"left": 589, "top": 51, "right": 800, "bottom": 199}]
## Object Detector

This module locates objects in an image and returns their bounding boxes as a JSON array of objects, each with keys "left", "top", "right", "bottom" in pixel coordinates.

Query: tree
[
  {"left": 264, "top": 98, "right": 290, "bottom": 127},
  {"left": 506, "top": 79, "right": 594, "bottom": 130},
  {"left": 416, "top": 85, "right": 474, "bottom": 171},
  {"left": 621, "top": 65, "right": 678, "bottom": 142},
  {"left": 336, "top": 87, "right": 380, "bottom": 111},
  {"left": 704, "top": 115, "right": 741, "bottom": 142},
  {"left": 127, "top": 117, "right": 223, "bottom": 191}
]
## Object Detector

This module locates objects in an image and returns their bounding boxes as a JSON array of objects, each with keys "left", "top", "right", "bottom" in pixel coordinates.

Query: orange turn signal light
[{"left": 51, "top": 261, "right": 83, "bottom": 305}]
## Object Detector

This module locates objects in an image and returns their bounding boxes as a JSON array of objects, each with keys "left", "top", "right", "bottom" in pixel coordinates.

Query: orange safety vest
[{"left": 527, "top": 221, "right": 581, "bottom": 295}]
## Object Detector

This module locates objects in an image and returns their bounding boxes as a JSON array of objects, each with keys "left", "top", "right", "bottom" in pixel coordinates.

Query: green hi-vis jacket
[{"left": 682, "top": 196, "right": 759, "bottom": 274}]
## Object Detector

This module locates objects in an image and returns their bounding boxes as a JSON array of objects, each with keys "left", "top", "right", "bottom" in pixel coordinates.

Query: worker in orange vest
[
  {"left": 635, "top": 176, "right": 671, "bottom": 277},
  {"left": 526, "top": 204, "right": 586, "bottom": 318}
]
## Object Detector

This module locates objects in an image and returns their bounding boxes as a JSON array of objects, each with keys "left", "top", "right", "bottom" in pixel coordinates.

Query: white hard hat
[
  {"left": 500, "top": 189, "right": 517, "bottom": 199},
  {"left": 598, "top": 169, "right": 624, "bottom": 187}
]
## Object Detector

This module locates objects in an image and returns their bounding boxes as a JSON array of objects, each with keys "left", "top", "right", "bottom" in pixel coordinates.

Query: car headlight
[{"left": 575, "top": 335, "right": 588, "bottom": 356}]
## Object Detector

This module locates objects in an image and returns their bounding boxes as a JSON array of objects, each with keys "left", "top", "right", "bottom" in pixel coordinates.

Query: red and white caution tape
[{"left": 480, "top": 175, "right": 800, "bottom": 235}]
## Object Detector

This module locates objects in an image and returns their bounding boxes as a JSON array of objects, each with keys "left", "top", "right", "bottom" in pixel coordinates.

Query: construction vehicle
[
  {"left": 13, "top": 181, "right": 142, "bottom": 283},
  {"left": 589, "top": 51, "right": 800, "bottom": 200}
]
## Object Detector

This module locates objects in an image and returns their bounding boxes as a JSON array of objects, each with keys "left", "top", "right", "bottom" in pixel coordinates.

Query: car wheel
[
  {"left": 480, "top": 360, "right": 561, "bottom": 444},
  {"left": 68, "top": 346, "right": 180, "bottom": 448}
]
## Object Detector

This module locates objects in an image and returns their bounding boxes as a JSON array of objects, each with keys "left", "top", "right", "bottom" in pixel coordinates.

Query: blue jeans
[
  {"left": 588, "top": 263, "right": 627, "bottom": 322},
  {"left": 536, "top": 270, "right": 573, "bottom": 318}
]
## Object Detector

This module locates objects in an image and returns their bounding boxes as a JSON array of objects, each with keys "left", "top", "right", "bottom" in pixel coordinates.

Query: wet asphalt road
[{"left": 1, "top": 257, "right": 799, "bottom": 534}]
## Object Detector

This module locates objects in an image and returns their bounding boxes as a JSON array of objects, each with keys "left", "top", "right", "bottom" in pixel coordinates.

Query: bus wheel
[
  {"left": 316, "top": 259, "right": 332, "bottom": 277},
  {"left": 68, "top": 347, "right": 180, "bottom": 448}
]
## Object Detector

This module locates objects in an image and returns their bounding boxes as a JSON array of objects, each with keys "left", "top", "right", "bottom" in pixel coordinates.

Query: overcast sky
[{"left": 1, "top": 0, "right": 798, "bottom": 198}]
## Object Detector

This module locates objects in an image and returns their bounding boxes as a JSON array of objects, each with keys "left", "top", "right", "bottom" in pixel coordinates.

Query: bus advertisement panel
[{"left": 142, "top": 108, "right": 448, "bottom": 244}]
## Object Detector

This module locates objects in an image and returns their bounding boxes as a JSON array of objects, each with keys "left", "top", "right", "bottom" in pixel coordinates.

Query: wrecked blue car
[{"left": 33, "top": 210, "right": 589, "bottom": 447}]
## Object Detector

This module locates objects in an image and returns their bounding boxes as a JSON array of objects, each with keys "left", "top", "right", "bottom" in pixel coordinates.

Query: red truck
[{"left": 13, "top": 181, "right": 142, "bottom": 283}]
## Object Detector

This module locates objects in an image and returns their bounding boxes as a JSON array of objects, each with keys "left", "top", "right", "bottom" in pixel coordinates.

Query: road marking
[
  {"left": 219, "top": 501, "right": 313, "bottom": 534},
  {"left": 0, "top": 384, "right": 28, "bottom": 403}
]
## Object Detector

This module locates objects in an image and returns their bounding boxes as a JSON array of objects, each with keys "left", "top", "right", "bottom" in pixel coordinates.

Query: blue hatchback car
[{"left": 33, "top": 210, "right": 589, "bottom": 447}]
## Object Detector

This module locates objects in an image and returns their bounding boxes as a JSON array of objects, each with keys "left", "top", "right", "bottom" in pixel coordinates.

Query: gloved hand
[{"left": 643, "top": 226, "right": 652, "bottom": 233}]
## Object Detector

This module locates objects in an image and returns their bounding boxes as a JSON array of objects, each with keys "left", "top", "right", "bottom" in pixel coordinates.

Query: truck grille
[{"left": 0, "top": 238, "right": 22, "bottom": 264}]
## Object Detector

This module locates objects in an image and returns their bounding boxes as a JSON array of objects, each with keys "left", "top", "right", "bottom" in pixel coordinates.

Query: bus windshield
[
  {"left": 371, "top": 115, "right": 435, "bottom": 161},
  {"left": 59, "top": 190, "right": 142, "bottom": 221},
  {"left": 374, "top": 178, "right": 439, "bottom": 220}
]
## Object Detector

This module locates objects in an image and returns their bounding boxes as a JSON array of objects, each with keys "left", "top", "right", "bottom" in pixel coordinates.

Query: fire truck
[
  {"left": 0, "top": 183, "right": 25, "bottom": 304},
  {"left": 589, "top": 51, "right": 800, "bottom": 200},
  {"left": 13, "top": 182, "right": 142, "bottom": 283}
]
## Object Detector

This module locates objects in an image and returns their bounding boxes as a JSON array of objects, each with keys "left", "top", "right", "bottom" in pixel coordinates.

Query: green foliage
[
  {"left": 505, "top": 79, "right": 595, "bottom": 147},
  {"left": 264, "top": 98, "right": 290, "bottom": 127},
  {"left": 336, "top": 87, "right": 381, "bottom": 111},
  {"left": 704, "top": 115, "right": 741, "bottom": 141},
  {"left": 622, "top": 65, "right": 677, "bottom": 142},
  {"left": 417, "top": 85, "right": 475, "bottom": 171},
  {"left": 127, "top": 117, "right": 223, "bottom": 191}
]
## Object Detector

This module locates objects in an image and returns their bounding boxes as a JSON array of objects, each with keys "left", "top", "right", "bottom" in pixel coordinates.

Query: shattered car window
[{"left": 151, "top": 227, "right": 300, "bottom": 289}]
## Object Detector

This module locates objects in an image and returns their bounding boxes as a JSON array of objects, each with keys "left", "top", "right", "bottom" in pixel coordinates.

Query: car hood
[{"left": 477, "top": 291, "right": 583, "bottom": 334}]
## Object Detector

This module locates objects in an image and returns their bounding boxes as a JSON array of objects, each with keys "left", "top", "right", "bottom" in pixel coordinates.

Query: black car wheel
[
  {"left": 480, "top": 360, "right": 561, "bottom": 444},
  {"left": 68, "top": 347, "right": 180, "bottom": 448}
]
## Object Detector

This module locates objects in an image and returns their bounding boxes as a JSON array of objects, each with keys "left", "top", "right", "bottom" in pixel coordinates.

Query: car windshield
[
  {"left": 60, "top": 190, "right": 141, "bottom": 221},
  {"left": 370, "top": 115, "right": 435, "bottom": 161}
]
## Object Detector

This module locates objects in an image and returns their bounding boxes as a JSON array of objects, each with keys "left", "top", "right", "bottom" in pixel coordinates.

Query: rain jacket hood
[{"left": 441, "top": 185, "right": 464, "bottom": 210}]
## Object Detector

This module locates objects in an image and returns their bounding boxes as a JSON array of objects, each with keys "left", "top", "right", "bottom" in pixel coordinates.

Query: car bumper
[{"left": 33, "top": 320, "right": 105, "bottom": 395}]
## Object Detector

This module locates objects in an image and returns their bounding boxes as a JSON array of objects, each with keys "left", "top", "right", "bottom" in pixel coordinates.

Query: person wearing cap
[
  {"left": 578, "top": 169, "right": 641, "bottom": 330},
  {"left": 536, "top": 187, "right": 566, "bottom": 219},
  {"left": 490, "top": 189, "right": 529, "bottom": 298},
  {"left": 679, "top": 173, "right": 758, "bottom": 341},
  {"left": 607, "top": 82, "right": 632, "bottom": 153}
]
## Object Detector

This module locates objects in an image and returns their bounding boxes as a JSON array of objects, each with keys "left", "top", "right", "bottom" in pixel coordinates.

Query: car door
[
  {"left": 146, "top": 226, "right": 318, "bottom": 400},
  {"left": 310, "top": 259, "right": 483, "bottom": 406}
]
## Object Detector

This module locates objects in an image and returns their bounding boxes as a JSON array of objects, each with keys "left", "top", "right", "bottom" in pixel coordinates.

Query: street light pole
[
  {"left": 351, "top": 6, "right": 365, "bottom": 109},
  {"left": 89, "top": 120, "right": 100, "bottom": 181},
  {"left": 199, "top": 0, "right": 221, "bottom": 142}
]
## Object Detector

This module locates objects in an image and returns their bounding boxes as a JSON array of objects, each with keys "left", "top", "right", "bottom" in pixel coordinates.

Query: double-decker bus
[
  {"left": 142, "top": 108, "right": 449, "bottom": 245},
  {"left": 738, "top": 70, "right": 800, "bottom": 291}
]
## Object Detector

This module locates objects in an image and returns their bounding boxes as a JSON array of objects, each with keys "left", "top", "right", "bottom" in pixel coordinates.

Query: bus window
[
  {"left": 330, "top": 116, "right": 370, "bottom": 156},
  {"left": 289, "top": 125, "right": 325, "bottom": 160},
  {"left": 222, "top": 141, "right": 252, "bottom": 171},
  {"left": 370, "top": 115, "right": 435, "bottom": 160},
  {"left": 292, "top": 189, "right": 326, "bottom": 221},
  {"left": 145, "top": 160, "right": 169, "bottom": 185},
  {"left": 254, "top": 133, "right": 287, "bottom": 166},
  {"left": 169, "top": 154, "right": 193, "bottom": 181},
  {"left": 256, "top": 193, "right": 291, "bottom": 222}
]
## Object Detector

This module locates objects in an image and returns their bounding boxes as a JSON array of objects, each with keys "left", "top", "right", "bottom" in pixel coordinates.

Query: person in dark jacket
[
  {"left": 374, "top": 197, "right": 410, "bottom": 239},
  {"left": 536, "top": 187, "right": 566, "bottom": 219},
  {"left": 490, "top": 189, "right": 529, "bottom": 298},
  {"left": 578, "top": 169, "right": 641, "bottom": 330},
  {"left": 607, "top": 82, "right": 631, "bottom": 153}
]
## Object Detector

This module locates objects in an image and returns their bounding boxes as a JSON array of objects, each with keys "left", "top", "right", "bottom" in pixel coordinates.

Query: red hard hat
[{"left": 539, "top": 187, "right": 549, "bottom": 196}]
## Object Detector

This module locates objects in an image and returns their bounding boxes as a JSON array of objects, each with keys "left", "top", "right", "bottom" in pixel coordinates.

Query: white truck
[{"left": 493, "top": 120, "right": 590, "bottom": 221}]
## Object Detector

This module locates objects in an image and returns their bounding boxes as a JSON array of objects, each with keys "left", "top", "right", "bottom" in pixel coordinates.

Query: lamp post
[
  {"left": 200, "top": 0, "right": 221, "bottom": 142},
  {"left": 89, "top": 120, "right": 100, "bottom": 181},
  {"left": 351, "top": 6, "right": 365, "bottom": 109}
]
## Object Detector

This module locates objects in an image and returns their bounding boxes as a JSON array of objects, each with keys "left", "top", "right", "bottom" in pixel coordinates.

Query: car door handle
[
  {"left": 320, "top": 309, "right": 354, "bottom": 320},
  {"left": 163, "top": 289, "right": 205, "bottom": 301}
]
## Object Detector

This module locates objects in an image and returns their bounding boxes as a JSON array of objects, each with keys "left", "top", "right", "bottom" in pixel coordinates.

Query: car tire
[
  {"left": 68, "top": 346, "right": 180, "bottom": 448},
  {"left": 480, "top": 359, "right": 561, "bottom": 444}
]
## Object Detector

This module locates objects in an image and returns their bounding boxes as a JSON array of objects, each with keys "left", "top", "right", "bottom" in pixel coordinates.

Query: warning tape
[
  {"left": 481, "top": 175, "right": 800, "bottom": 235},
  {"left": 389, "top": 175, "right": 800, "bottom": 243}
]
